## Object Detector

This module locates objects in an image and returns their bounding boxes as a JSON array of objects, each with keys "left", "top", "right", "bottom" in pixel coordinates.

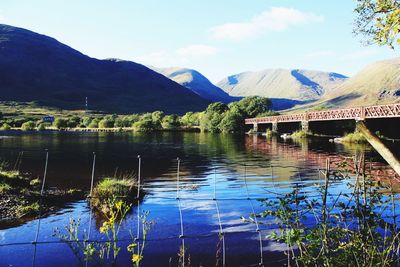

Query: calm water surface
[{"left": 0, "top": 132, "right": 397, "bottom": 267}]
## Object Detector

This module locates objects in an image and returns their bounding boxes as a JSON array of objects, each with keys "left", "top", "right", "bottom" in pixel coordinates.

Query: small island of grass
[{"left": 91, "top": 177, "right": 140, "bottom": 216}]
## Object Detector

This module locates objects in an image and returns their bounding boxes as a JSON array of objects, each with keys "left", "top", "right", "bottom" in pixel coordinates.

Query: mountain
[
  {"left": 152, "top": 67, "right": 237, "bottom": 103},
  {"left": 0, "top": 24, "right": 209, "bottom": 114},
  {"left": 217, "top": 69, "right": 348, "bottom": 101},
  {"left": 319, "top": 58, "right": 400, "bottom": 107}
]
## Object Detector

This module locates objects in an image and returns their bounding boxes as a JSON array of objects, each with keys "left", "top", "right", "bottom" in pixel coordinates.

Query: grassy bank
[{"left": 0, "top": 164, "right": 83, "bottom": 222}]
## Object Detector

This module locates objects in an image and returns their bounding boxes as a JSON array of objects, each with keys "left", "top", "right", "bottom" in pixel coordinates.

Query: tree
[
  {"left": 66, "top": 116, "right": 81, "bottom": 128},
  {"left": 37, "top": 123, "right": 46, "bottom": 131},
  {"left": 199, "top": 102, "right": 229, "bottom": 133},
  {"left": 88, "top": 119, "right": 100, "bottom": 128},
  {"left": 236, "top": 96, "right": 272, "bottom": 118},
  {"left": 53, "top": 118, "right": 68, "bottom": 129},
  {"left": 0, "top": 123, "right": 11, "bottom": 130},
  {"left": 98, "top": 118, "right": 114, "bottom": 128},
  {"left": 162, "top": 115, "right": 180, "bottom": 129},
  {"left": 21, "top": 121, "right": 36, "bottom": 131},
  {"left": 180, "top": 112, "right": 201, "bottom": 127},
  {"left": 219, "top": 106, "right": 245, "bottom": 133},
  {"left": 133, "top": 118, "right": 155, "bottom": 132},
  {"left": 354, "top": 0, "right": 400, "bottom": 48}
]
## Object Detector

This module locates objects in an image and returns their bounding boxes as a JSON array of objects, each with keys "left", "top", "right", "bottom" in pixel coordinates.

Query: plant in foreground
[
  {"left": 247, "top": 157, "right": 400, "bottom": 266},
  {"left": 54, "top": 198, "right": 152, "bottom": 266}
]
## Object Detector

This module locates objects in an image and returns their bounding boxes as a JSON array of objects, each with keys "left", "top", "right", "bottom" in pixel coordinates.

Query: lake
[{"left": 0, "top": 131, "right": 398, "bottom": 266}]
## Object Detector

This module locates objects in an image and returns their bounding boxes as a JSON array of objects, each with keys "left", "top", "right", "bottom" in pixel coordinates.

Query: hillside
[
  {"left": 0, "top": 24, "right": 209, "bottom": 114},
  {"left": 319, "top": 58, "right": 400, "bottom": 107},
  {"left": 217, "top": 69, "right": 347, "bottom": 101},
  {"left": 153, "top": 67, "right": 237, "bottom": 103}
]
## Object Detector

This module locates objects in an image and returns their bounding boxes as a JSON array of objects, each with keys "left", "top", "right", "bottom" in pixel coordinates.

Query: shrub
[
  {"left": 0, "top": 123, "right": 11, "bottom": 130},
  {"left": 342, "top": 132, "right": 367, "bottom": 143},
  {"left": 291, "top": 130, "right": 309, "bottom": 139},
  {"left": 16, "top": 202, "right": 40, "bottom": 217},
  {"left": 133, "top": 119, "right": 155, "bottom": 132},
  {"left": 37, "top": 123, "right": 46, "bottom": 131},
  {"left": 53, "top": 118, "right": 68, "bottom": 129},
  {"left": 98, "top": 118, "right": 114, "bottom": 128},
  {"left": 88, "top": 119, "right": 100, "bottom": 128},
  {"left": 91, "top": 177, "right": 138, "bottom": 216},
  {"left": 21, "top": 121, "right": 36, "bottom": 131},
  {"left": 161, "top": 115, "right": 180, "bottom": 129}
]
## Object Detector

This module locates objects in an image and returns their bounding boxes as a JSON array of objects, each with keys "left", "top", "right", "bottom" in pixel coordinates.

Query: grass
[
  {"left": 92, "top": 176, "right": 138, "bottom": 216},
  {"left": 0, "top": 182, "right": 11, "bottom": 193},
  {"left": 0, "top": 170, "right": 20, "bottom": 179},
  {"left": 265, "top": 128, "right": 278, "bottom": 138},
  {"left": 291, "top": 130, "right": 309, "bottom": 139},
  {"left": 16, "top": 202, "right": 40, "bottom": 217},
  {"left": 342, "top": 131, "right": 367, "bottom": 143}
]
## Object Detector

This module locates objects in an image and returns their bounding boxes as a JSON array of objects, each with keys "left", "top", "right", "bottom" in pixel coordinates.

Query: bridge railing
[{"left": 245, "top": 103, "right": 400, "bottom": 124}]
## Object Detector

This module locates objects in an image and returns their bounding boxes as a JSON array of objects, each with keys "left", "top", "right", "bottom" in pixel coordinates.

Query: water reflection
[{"left": 0, "top": 132, "right": 398, "bottom": 266}]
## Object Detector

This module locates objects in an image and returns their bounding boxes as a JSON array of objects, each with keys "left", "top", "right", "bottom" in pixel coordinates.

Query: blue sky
[{"left": 1, "top": 0, "right": 398, "bottom": 82}]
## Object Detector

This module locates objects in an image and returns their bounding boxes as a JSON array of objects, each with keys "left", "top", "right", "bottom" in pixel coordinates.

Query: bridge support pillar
[
  {"left": 272, "top": 122, "right": 278, "bottom": 132},
  {"left": 301, "top": 121, "right": 309, "bottom": 132},
  {"left": 253, "top": 123, "right": 258, "bottom": 133}
]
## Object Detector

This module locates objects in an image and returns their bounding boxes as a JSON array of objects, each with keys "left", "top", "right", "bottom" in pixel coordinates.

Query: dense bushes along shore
[{"left": 0, "top": 97, "right": 278, "bottom": 133}]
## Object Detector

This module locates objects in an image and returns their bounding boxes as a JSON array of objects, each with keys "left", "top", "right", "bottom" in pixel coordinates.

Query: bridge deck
[{"left": 245, "top": 103, "right": 400, "bottom": 124}]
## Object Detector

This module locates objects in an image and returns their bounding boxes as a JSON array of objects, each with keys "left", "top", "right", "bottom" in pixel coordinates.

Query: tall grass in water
[
  {"left": 91, "top": 175, "right": 138, "bottom": 216},
  {"left": 342, "top": 131, "right": 367, "bottom": 144},
  {"left": 247, "top": 156, "right": 400, "bottom": 266}
]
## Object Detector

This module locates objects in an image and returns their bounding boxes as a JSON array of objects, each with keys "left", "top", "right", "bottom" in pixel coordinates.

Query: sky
[{"left": 0, "top": 0, "right": 398, "bottom": 82}]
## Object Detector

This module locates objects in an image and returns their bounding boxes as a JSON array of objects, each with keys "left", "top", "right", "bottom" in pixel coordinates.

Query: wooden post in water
[{"left": 356, "top": 120, "right": 400, "bottom": 175}]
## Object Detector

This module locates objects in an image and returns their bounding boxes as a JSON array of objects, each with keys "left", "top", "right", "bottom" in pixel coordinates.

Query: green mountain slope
[{"left": 0, "top": 24, "right": 209, "bottom": 114}]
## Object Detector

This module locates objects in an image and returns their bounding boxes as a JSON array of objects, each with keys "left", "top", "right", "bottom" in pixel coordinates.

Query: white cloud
[
  {"left": 176, "top": 44, "right": 217, "bottom": 57},
  {"left": 210, "top": 7, "right": 324, "bottom": 41},
  {"left": 304, "top": 50, "right": 335, "bottom": 59},
  {"left": 135, "top": 44, "right": 218, "bottom": 67},
  {"left": 340, "top": 48, "right": 379, "bottom": 61}
]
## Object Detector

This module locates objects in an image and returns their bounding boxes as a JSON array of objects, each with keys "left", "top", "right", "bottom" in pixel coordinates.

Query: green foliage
[
  {"left": 98, "top": 118, "right": 115, "bottom": 128},
  {"left": 37, "top": 123, "right": 46, "bottom": 131},
  {"left": 256, "top": 110, "right": 280, "bottom": 117},
  {"left": 66, "top": 116, "right": 81, "bottom": 128},
  {"left": 342, "top": 131, "right": 367, "bottom": 143},
  {"left": 219, "top": 106, "right": 245, "bottom": 133},
  {"left": 53, "top": 118, "right": 68, "bottom": 129},
  {"left": 235, "top": 96, "right": 272, "bottom": 118},
  {"left": 21, "top": 121, "right": 36, "bottom": 131},
  {"left": 354, "top": 0, "right": 400, "bottom": 48},
  {"left": 206, "top": 102, "right": 229, "bottom": 114},
  {"left": 133, "top": 118, "right": 156, "bottom": 132},
  {"left": 54, "top": 203, "right": 152, "bottom": 267},
  {"left": 200, "top": 97, "right": 272, "bottom": 133},
  {"left": 92, "top": 177, "right": 137, "bottom": 216},
  {"left": 180, "top": 112, "right": 201, "bottom": 127},
  {"left": 161, "top": 115, "right": 180, "bottom": 129},
  {"left": 0, "top": 182, "right": 11, "bottom": 193},
  {"left": 265, "top": 128, "right": 278, "bottom": 138},
  {"left": 251, "top": 159, "right": 400, "bottom": 266},
  {"left": 0, "top": 123, "right": 11, "bottom": 130},
  {"left": 16, "top": 202, "right": 40, "bottom": 217},
  {"left": 88, "top": 119, "right": 100, "bottom": 128},
  {"left": 291, "top": 130, "right": 309, "bottom": 139}
]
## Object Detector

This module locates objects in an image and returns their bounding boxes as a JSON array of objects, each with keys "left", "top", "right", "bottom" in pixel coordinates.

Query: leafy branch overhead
[{"left": 354, "top": 0, "right": 400, "bottom": 48}]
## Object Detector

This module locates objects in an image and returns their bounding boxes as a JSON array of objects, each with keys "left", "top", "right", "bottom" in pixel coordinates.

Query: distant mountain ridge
[
  {"left": 217, "top": 69, "right": 348, "bottom": 101},
  {"left": 152, "top": 67, "right": 238, "bottom": 103},
  {"left": 0, "top": 24, "right": 209, "bottom": 114},
  {"left": 319, "top": 58, "right": 400, "bottom": 107}
]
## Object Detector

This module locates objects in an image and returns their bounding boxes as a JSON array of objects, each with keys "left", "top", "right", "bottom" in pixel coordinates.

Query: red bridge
[{"left": 245, "top": 103, "right": 400, "bottom": 125}]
